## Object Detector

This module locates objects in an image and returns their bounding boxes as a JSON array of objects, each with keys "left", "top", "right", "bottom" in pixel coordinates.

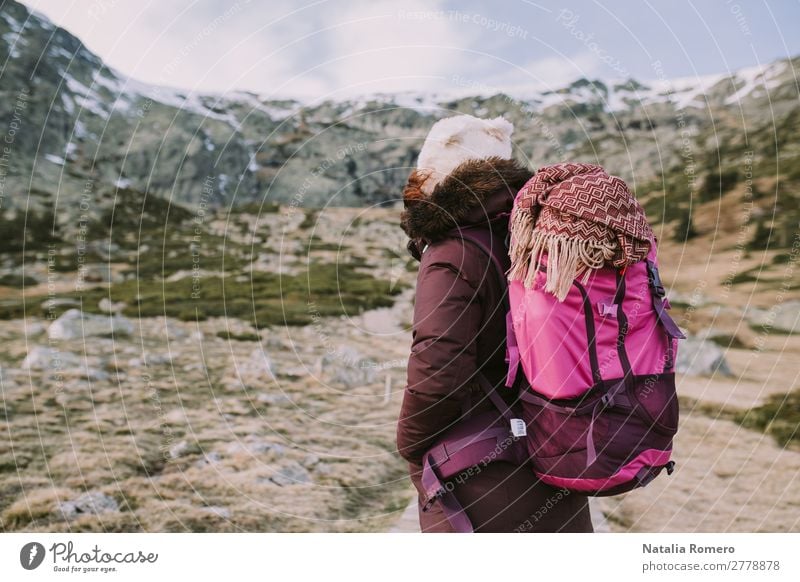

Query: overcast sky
[{"left": 20, "top": 0, "right": 800, "bottom": 99}]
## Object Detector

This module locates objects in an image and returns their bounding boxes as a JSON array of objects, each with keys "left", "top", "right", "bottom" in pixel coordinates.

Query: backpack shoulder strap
[
  {"left": 445, "top": 225, "right": 521, "bottom": 414},
  {"left": 448, "top": 225, "right": 510, "bottom": 296}
]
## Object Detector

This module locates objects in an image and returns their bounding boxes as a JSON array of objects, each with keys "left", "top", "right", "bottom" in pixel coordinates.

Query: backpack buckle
[
  {"left": 598, "top": 302, "right": 618, "bottom": 318},
  {"left": 421, "top": 490, "right": 443, "bottom": 513},
  {"left": 647, "top": 261, "right": 666, "bottom": 297}
]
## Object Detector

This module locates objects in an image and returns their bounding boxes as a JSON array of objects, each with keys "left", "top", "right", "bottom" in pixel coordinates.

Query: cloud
[
  {"left": 480, "top": 52, "right": 606, "bottom": 95},
  {"left": 22, "top": 0, "right": 482, "bottom": 98},
  {"left": 312, "top": 0, "right": 478, "bottom": 97}
]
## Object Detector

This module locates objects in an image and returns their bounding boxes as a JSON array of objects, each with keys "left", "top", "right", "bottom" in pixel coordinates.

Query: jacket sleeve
[{"left": 396, "top": 241, "right": 484, "bottom": 464}]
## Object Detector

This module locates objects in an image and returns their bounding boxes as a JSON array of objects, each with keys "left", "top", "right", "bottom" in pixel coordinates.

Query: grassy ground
[{"left": 0, "top": 204, "right": 418, "bottom": 532}]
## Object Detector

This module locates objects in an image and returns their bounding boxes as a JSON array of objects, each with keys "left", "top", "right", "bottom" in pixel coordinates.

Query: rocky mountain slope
[
  {"left": 1, "top": 0, "right": 799, "bottom": 532},
  {"left": 1, "top": 0, "right": 799, "bottom": 250}
]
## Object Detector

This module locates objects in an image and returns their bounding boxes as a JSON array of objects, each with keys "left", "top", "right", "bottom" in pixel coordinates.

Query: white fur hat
[{"left": 416, "top": 114, "right": 514, "bottom": 194}]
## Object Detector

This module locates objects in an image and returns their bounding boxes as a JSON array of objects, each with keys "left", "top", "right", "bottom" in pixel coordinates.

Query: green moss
[
  {"left": 0, "top": 206, "right": 61, "bottom": 253},
  {"left": 706, "top": 333, "right": 750, "bottom": 349},
  {"left": 0, "top": 299, "right": 27, "bottom": 320},
  {"left": 87, "top": 187, "right": 194, "bottom": 247},
  {"left": 0, "top": 274, "right": 38, "bottom": 288},
  {"left": 299, "top": 210, "right": 317, "bottom": 230},
  {"left": 729, "top": 268, "right": 761, "bottom": 285},
  {"left": 736, "top": 391, "right": 800, "bottom": 447},
  {"left": 60, "top": 262, "right": 405, "bottom": 327},
  {"left": 698, "top": 168, "right": 739, "bottom": 203},
  {"left": 216, "top": 330, "right": 260, "bottom": 342},
  {"left": 673, "top": 210, "right": 699, "bottom": 242},
  {"left": 121, "top": 231, "right": 248, "bottom": 279},
  {"left": 233, "top": 201, "right": 281, "bottom": 214},
  {"left": 306, "top": 237, "right": 346, "bottom": 252},
  {"left": 748, "top": 219, "right": 774, "bottom": 250},
  {"left": 772, "top": 253, "right": 793, "bottom": 264}
]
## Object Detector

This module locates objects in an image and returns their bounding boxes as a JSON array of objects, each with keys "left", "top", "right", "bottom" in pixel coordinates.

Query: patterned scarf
[{"left": 508, "top": 163, "right": 653, "bottom": 301}]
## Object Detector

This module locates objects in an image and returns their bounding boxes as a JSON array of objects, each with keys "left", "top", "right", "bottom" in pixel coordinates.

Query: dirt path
[{"left": 385, "top": 340, "right": 800, "bottom": 533}]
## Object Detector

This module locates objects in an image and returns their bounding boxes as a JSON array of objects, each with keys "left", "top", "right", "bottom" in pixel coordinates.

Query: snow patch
[
  {"left": 44, "top": 154, "right": 66, "bottom": 166},
  {"left": 247, "top": 155, "right": 259, "bottom": 172},
  {"left": 226, "top": 91, "right": 303, "bottom": 121},
  {"left": 724, "top": 61, "right": 787, "bottom": 105},
  {"left": 64, "top": 74, "right": 110, "bottom": 119}
]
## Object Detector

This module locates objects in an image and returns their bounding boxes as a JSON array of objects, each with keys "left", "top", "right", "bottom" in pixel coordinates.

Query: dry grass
[{"left": 0, "top": 207, "right": 417, "bottom": 532}]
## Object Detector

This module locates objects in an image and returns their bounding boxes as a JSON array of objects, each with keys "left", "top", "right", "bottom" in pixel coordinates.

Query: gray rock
[
  {"left": 22, "top": 346, "right": 81, "bottom": 370},
  {"left": 98, "top": 297, "right": 127, "bottom": 314},
  {"left": 302, "top": 453, "right": 320, "bottom": 468},
  {"left": 676, "top": 337, "right": 733, "bottom": 377},
  {"left": 667, "top": 290, "right": 709, "bottom": 308},
  {"left": 203, "top": 506, "right": 231, "bottom": 519},
  {"left": 87, "top": 241, "right": 121, "bottom": 261},
  {"left": 59, "top": 491, "right": 119, "bottom": 519},
  {"left": 256, "top": 392, "right": 291, "bottom": 405},
  {"left": 48, "top": 309, "right": 133, "bottom": 340},
  {"left": 128, "top": 352, "right": 173, "bottom": 368},
  {"left": 24, "top": 321, "right": 47, "bottom": 336},
  {"left": 322, "top": 347, "right": 377, "bottom": 388},
  {"left": 74, "top": 367, "right": 109, "bottom": 382},
  {"left": 747, "top": 301, "right": 800, "bottom": 334},
  {"left": 269, "top": 462, "right": 312, "bottom": 486},
  {"left": 228, "top": 348, "right": 276, "bottom": 388},
  {"left": 81, "top": 263, "right": 122, "bottom": 283},
  {"left": 193, "top": 452, "right": 222, "bottom": 468},
  {"left": 225, "top": 438, "right": 285, "bottom": 457},
  {"left": 169, "top": 440, "right": 201, "bottom": 459}
]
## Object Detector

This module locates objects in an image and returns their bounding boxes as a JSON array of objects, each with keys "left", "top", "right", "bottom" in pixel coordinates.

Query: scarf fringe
[
  {"left": 507, "top": 209, "right": 534, "bottom": 282},
  {"left": 509, "top": 216, "right": 617, "bottom": 301}
]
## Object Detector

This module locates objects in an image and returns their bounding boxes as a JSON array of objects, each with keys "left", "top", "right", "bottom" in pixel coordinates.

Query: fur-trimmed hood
[{"left": 400, "top": 156, "right": 533, "bottom": 248}]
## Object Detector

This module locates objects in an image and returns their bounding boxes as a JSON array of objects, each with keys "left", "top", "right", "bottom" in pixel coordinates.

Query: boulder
[
  {"left": 256, "top": 392, "right": 292, "bottom": 405},
  {"left": 225, "top": 437, "right": 285, "bottom": 457},
  {"left": 48, "top": 309, "right": 133, "bottom": 340},
  {"left": 127, "top": 352, "right": 173, "bottom": 368},
  {"left": 322, "top": 347, "right": 377, "bottom": 388},
  {"left": 676, "top": 337, "right": 733, "bottom": 377},
  {"left": 193, "top": 452, "right": 222, "bottom": 468},
  {"left": 747, "top": 301, "right": 800, "bottom": 334},
  {"left": 80, "top": 263, "right": 122, "bottom": 283},
  {"left": 98, "top": 297, "right": 127, "bottom": 314},
  {"left": 269, "top": 462, "right": 312, "bottom": 486},
  {"left": 202, "top": 506, "right": 231, "bottom": 519},
  {"left": 24, "top": 321, "right": 47, "bottom": 336},
  {"left": 58, "top": 491, "right": 119, "bottom": 519},
  {"left": 22, "top": 346, "right": 81, "bottom": 370},
  {"left": 169, "top": 440, "right": 202, "bottom": 460},
  {"left": 228, "top": 348, "right": 276, "bottom": 388}
]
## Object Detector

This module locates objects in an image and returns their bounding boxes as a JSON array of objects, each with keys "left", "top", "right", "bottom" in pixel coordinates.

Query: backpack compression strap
[
  {"left": 420, "top": 424, "right": 515, "bottom": 533},
  {"left": 645, "top": 259, "right": 686, "bottom": 371}
]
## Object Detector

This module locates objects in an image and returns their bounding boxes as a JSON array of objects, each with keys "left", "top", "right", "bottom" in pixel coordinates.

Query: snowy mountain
[{"left": 1, "top": 0, "right": 799, "bottom": 235}]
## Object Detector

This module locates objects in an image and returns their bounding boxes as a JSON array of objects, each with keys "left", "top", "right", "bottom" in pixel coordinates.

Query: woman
[{"left": 396, "top": 114, "right": 593, "bottom": 533}]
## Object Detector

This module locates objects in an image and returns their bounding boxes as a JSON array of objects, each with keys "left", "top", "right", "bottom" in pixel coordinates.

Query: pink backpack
[
  {"left": 506, "top": 238, "right": 685, "bottom": 495},
  {"left": 418, "top": 169, "right": 685, "bottom": 531}
]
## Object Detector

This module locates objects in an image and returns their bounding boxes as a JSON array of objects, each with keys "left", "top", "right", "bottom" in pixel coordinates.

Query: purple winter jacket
[{"left": 396, "top": 157, "right": 594, "bottom": 533}]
